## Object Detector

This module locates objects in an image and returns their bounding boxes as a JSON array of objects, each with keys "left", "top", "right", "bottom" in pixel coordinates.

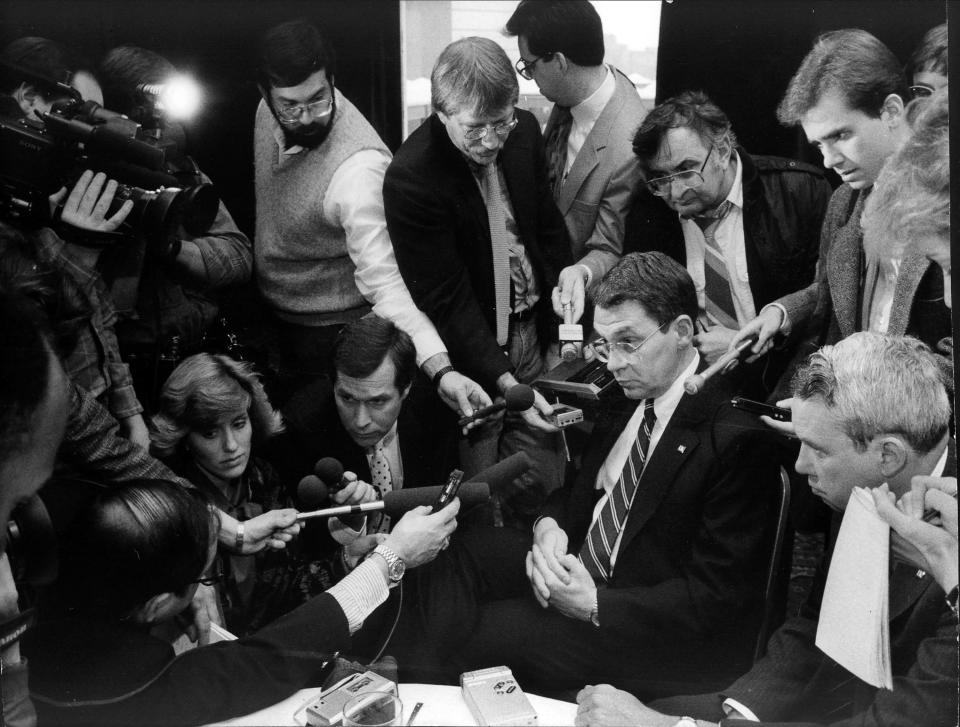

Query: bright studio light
[{"left": 156, "top": 75, "right": 202, "bottom": 119}]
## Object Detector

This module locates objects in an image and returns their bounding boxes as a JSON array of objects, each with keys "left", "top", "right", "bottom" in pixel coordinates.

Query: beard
[{"left": 276, "top": 96, "right": 337, "bottom": 150}]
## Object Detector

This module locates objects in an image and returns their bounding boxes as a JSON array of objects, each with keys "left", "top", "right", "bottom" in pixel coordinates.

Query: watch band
[
  {"left": 432, "top": 365, "right": 455, "bottom": 386},
  {"left": 372, "top": 543, "right": 405, "bottom": 583}
]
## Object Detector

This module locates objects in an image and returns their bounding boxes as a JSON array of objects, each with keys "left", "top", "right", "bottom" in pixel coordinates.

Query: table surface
[{"left": 208, "top": 683, "right": 578, "bottom": 726}]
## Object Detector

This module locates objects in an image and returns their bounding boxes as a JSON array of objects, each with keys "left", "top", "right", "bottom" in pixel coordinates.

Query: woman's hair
[
  {"left": 60, "top": 480, "right": 217, "bottom": 619},
  {"left": 150, "top": 353, "right": 282, "bottom": 460}
]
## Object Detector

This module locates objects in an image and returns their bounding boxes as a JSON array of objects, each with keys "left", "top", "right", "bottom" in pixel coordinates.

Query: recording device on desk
[
  {"left": 534, "top": 357, "right": 617, "bottom": 401},
  {"left": 461, "top": 666, "right": 537, "bottom": 726},
  {"left": 0, "top": 59, "right": 218, "bottom": 246},
  {"left": 304, "top": 670, "right": 398, "bottom": 726}
]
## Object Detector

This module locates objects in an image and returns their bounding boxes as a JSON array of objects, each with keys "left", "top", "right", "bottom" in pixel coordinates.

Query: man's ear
[
  {"left": 876, "top": 435, "right": 909, "bottom": 480},
  {"left": 553, "top": 52, "right": 569, "bottom": 74},
  {"left": 879, "top": 93, "right": 906, "bottom": 128},
  {"left": 12, "top": 83, "right": 42, "bottom": 116},
  {"left": 399, "top": 383, "right": 412, "bottom": 402},
  {"left": 131, "top": 591, "right": 180, "bottom": 625},
  {"left": 673, "top": 315, "right": 695, "bottom": 345}
]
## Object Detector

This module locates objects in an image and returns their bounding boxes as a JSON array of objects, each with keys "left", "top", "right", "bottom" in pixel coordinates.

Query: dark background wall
[
  {"left": 1, "top": 0, "right": 403, "bottom": 237},
  {"left": 657, "top": 0, "right": 947, "bottom": 175}
]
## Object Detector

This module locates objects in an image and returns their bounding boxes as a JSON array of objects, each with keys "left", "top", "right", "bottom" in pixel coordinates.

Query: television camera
[{"left": 0, "top": 59, "right": 218, "bottom": 251}]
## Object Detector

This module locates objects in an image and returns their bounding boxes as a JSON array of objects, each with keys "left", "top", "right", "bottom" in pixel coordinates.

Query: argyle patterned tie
[
  {"left": 579, "top": 399, "right": 657, "bottom": 582},
  {"left": 368, "top": 442, "right": 392, "bottom": 533},
  {"left": 693, "top": 200, "right": 739, "bottom": 330},
  {"left": 482, "top": 163, "right": 512, "bottom": 346},
  {"left": 544, "top": 106, "right": 573, "bottom": 199}
]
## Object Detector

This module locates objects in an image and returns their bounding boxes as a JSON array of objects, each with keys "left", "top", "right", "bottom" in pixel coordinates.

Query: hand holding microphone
[
  {"left": 457, "top": 383, "right": 536, "bottom": 427},
  {"left": 683, "top": 334, "right": 758, "bottom": 394}
]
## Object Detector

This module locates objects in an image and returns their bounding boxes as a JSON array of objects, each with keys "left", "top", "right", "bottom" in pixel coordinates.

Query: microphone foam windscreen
[
  {"left": 504, "top": 384, "right": 536, "bottom": 411},
  {"left": 383, "top": 482, "right": 490, "bottom": 517},
  {"left": 313, "top": 457, "right": 344, "bottom": 485},
  {"left": 464, "top": 452, "right": 532, "bottom": 494},
  {"left": 297, "top": 475, "right": 328, "bottom": 509}
]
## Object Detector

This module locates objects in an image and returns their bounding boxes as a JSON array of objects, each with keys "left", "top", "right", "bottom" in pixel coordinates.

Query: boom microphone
[
  {"left": 683, "top": 335, "right": 758, "bottom": 395},
  {"left": 464, "top": 451, "right": 532, "bottom": 494},
  {"left": 296, "top": 482, "right": 491, "bottom": 521},
  {"left": 457, "top": 384, "right": 536, "bottom": 427}
]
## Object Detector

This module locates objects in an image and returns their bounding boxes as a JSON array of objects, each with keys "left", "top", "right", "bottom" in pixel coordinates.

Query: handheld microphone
[
  {"left": 296, "top": 482, "right": 491, "bottom": 521},
  {"left": 464, "top": 451, "right": 532, "bottom": 494},
  {"left": 558, "top": 304, "right": 584, "bottom": 362},
  {"left": 683, "top": 336, "right": 758, "bottom": 395},
  {"left": 457, "top": 384, "right": 536, "bottom": 427},
  {"left": 314, "top": 457, "right": 351, "bottom": 492},
  {"left": 296, "top": 474, "right": 329, "bottom": 509}
]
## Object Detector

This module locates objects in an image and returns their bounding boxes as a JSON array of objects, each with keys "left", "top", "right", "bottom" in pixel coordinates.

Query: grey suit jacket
[{"left": 545, "top": 67, "right": 647, "bottom": 283}]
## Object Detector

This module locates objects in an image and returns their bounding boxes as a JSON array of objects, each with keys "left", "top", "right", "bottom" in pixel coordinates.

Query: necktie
[
  {"left": 482, "top": 163, "right": 512, "bottom": 346},
  {"left": 368, "top": 442, "right": 392, "bottom": 533},
  {"left": 693, "top": 200, "right": 739, "bottom": 330},
  {"left": 579, "top": 399, "right": 657, "bottom": 582},
  {"left": 544, "top": 106, "right": 573, "bottom": 199}
]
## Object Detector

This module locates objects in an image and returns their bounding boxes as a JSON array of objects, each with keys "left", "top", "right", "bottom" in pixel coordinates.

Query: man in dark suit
[
  {"left": 505, "top": 0, "right": 648, "bottom": 323},
  {"left": 623, "top": 91, "right": 832, "bottom": 398},
  {"left": 731, "top": 30, "right": 951, "bottom": 397},
  {"left": 575, "top": 332, "right": 957, "bottom": 727},
  {"left": 383, "top": 36, "right": 572, "bottom": 513},
  {"left": 373, "top": 253, "right": 780, "bottom": 699},
  {"left": 278, "top": 316, "right": 460, "bottom": 544}
]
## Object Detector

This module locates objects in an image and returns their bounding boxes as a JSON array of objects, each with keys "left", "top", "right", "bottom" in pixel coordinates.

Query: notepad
[{"left": 815, "top": 487, "right": 892, "bottom": 689}]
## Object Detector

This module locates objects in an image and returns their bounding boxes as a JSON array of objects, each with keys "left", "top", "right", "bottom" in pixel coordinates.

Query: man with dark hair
[
  {"left": 505, "top": 0, "right": 647, "bottom": 323},
  {"left": 732, "top": 30, "right": 951, "bottom": 395},
  {"left": 623, "top": 91, "right": 830, "bottom": 398},
  {"left": 279, "top": 315, "right": 460, "bottom": 541},
  {"left": 96, "top": 45, "right": 253, "bottom": 403},
  {"left": 253, "top": 19, "right": 488, "bottom": 423},
  {"left": 0, "top": 291, "right": 71, "bottom": 727},
  {"left": 1, "top": 36, "right": 102, "bottom": 108},
  {"left": 575, "top": 332, "right": 957, "bottom": 727},
  {"left": 906, "top": 23, "right": 947, "bottom": 98},
  {"left": 370, "top": 252, "right": 780, "bottom": 699},
  {"left": 384, "top": 36, "right": 571, "bottom": 516}
]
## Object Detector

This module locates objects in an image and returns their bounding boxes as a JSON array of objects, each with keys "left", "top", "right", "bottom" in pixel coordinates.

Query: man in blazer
[
  {"left": 732, "top": 30, "right": 951, "bottom": 395},
  {"left": 384, "top": 37, "right": 571, "bottom": 511},
  {"left": 505, "top": 0, "right": 648, "bottom": 322},
  {"left": 576, "top": 332, "right": 957, "bottom": 727},
  {"left": 623, "top": 91, "right": 831, "bottom": 398},
  {"left": 375, "top": 253, "right": 780, "bottom": 699}
]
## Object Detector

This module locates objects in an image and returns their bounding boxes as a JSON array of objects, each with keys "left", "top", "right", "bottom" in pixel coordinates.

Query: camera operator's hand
[
  {"left": 383, "top": 500, "right": 459, "bottom": 569},
  {"left": 49, "top": 170, "right": 134, "bottom": 232}
]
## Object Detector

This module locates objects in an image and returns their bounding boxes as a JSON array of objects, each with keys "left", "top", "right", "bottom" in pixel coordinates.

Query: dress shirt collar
[
  {"left": 366, "top": 421, "right": 399, "bottom": 455},
  {"left": 724, "top": 150, "right": 744, "bottom": 211},
  {"left": 930, "top": 441, "right": 949, "bottom": 477},
  {"left": 570, "top": 65, "right": 615, "bottom": 130}
]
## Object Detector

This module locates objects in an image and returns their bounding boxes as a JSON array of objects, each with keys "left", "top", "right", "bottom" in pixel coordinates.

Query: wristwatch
[{"left": 371, "top": 544, "right": 406, "bottom": 584}]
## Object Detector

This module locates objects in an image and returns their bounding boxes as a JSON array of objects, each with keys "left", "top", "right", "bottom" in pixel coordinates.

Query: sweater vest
[{"left": 254, "top": 91, "right": 389, "bottom": 325}]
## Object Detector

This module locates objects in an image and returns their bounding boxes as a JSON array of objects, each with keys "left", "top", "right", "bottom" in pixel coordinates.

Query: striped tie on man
[{"left": 579, "top": 399, "right": 656, "bottom": 581}]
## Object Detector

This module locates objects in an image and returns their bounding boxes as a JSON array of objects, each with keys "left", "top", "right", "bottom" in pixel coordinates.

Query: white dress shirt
[
  {"left": 680, "top": 153, "right": 757, "bottom": 327},
  {"left": 565, "top": 65, "right": 616, "bottom": 177},
  {"left": 589, "top": 352, "right": 701, "bottom": 569},
  {"left": 272, "top": 126, "right": 445, "bottom": 365}
]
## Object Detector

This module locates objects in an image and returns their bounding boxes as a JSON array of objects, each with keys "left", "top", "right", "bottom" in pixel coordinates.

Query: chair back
[{"left": 753, "top": 465, "right": 793, "bottom": 662}]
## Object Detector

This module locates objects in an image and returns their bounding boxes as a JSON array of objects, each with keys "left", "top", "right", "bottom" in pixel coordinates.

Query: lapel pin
[{"left": 677, "top": 445, "right": 686, "bottom": 453}]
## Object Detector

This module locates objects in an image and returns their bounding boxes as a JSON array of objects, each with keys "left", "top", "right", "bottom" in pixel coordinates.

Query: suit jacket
[
  {"left": 384, "top": 109, "right": 572, "bottom": 392},
  {"left": 275, "top": 376, "right": 460, "bottom": 497},
  {"left": 28, "top": 593, "right": 349, "bottom": 726},
  {"left": 540, "top": 361, "right": 782, "bottom": 690},
  {"left": 652, "top": 443, "right": 958, "bottom": 727},
  {"left": 546, "top": 67, "right": 647, "bottom": 282},
  {"left": 776, "top": 184, "right": 953, "bottom": 395}
]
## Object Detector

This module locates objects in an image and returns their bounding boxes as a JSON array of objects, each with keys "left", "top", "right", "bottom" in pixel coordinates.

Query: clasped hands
[{"left": 526, "top": 518, "right": 596, "bottom": 621}]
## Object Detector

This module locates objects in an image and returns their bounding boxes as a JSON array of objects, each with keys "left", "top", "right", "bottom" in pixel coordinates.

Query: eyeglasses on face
[
  {"left": 462, "top": 116, "right": 519, "bottom": 142},
  {"left": 588, "top": 319, "right": 672, "bottom": 362},
  {"left": 191, "top": 569, "right": 223, "bottom": 587},
  {"left": 515, "top": 53, "right": 553, "bottom": 80},
  {"left": 277, "top": 97, "right": 333, "bottom": 124},
  {"left": 644, "top": 146, "right": 715, "bottom": 197},
  {"left": 908, "top": 84, "right": 935, "bottom": 100}
]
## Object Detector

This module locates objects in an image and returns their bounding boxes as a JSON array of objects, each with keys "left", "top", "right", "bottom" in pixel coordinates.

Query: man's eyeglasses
[
  {"left": 515, "top": 54, "right": 553, "bottom": 81},
  {"left": 276, "top": 98, "right": 333, "bottom": 125},
  {"left": 644, "top": 146, "right": 714, "bottom": 197},
  {"left": 908, "top": 84, "right": 935, "bottom": 100},
  {"left": 191, "top": 570, "right": 223, "bottom": 587},
  {"left": 462, "top": 117, "right": 519, "bottom": 142},
  {"left": 588, "top": 320, "right": 671, "bottom": 362}
]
